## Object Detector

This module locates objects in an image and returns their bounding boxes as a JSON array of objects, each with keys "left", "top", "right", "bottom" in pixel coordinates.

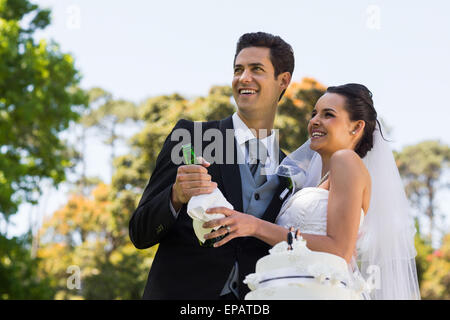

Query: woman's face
[{"left": 308, "top": 92, "right": 363, "bottom": 157}]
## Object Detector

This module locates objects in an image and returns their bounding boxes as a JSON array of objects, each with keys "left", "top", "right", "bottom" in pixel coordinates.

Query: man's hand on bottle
[{"left": 171, "top": 157, "right": 217, "bottom": 212}]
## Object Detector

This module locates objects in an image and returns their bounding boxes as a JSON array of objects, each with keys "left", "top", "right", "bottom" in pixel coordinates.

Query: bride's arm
[
  {"left": 204, "top": 150, "right": 367, "bottom": 263},
  {"left": 300, "top": 150, "right": 367, "bottom": 263},
  {"left": 255, "top": 151, "right": 365, "bottom": 261}
]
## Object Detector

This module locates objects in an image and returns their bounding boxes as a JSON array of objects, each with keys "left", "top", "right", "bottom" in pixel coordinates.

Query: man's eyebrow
[
  {"left": 234, "top": 62, "right": 265, "bottom": 68},
  {"left": 248, "top": 63, "right": 265, "bottom": 67}
]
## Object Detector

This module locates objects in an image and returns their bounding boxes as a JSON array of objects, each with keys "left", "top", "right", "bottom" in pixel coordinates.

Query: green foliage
[
  {"left": 276, "top": 78, "right": 326, "bottom": 152},
  {"left": 395, "top": 141, "right": 450, "bottom": 198},
  {"left": 38, "top": 184, "right": 156, "bottom": 299},
  {"left": 414, "top": 218, "right": 433, "bottom": 285},
  {"left": 0, "top": 0, "right": 87, "bottom": 219},
  {"left": 395, "top": 141, "right": 450, "bottom": 240},
  {"left": 81, "top": 243, "right": 154, "bottom": 300},
  {"left": 82, "top": 87, "right": 138, "bottom": 132},
  {"left": 81, "top": 87, "right": 138, "bottom": 179},
  {"left": 0, "top": 232, "right": 55, "bottom": 299}
]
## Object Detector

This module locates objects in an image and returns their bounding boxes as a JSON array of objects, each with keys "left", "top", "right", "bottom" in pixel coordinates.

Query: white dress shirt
[{"left": 232, "top": 112, "right": 278, "bottom": 175}]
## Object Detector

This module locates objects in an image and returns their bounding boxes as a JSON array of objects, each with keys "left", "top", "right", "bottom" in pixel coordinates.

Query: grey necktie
[{"left": 246, "top": 139, "right": 268, "bottom": 186}]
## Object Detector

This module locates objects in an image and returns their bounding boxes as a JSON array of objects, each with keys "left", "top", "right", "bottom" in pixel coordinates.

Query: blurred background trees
[
  {"left": 0, "top": 0, "right": 86, "bottom": 299},
  {"left": 1, "top": 0, "right": 448, "bottom": 300},
  {"left": 0, "top": 0, "right": 86, "bottom": 220},
  {"left": 394, "top": 140, "right": 450, "bottom": 299},
  {"left": 395, "top": 141, "right": 450, "bottom": 242}
]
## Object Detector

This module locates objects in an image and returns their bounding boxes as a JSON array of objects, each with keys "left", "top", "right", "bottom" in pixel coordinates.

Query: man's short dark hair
[{"left": 234, "top": 32, "right": 294, "bottom": 100}]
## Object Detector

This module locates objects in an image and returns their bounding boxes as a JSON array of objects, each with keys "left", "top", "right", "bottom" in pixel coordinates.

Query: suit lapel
[{"left": 218, "top": 116, "right": 243, "bottom": 212}]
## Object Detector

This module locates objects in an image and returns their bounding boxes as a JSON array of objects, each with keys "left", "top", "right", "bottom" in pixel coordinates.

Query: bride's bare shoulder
[{"left": 330, "top": 149, "right": 370, "bottom": 184}]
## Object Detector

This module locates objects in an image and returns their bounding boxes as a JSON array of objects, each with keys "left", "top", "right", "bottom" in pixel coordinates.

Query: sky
[{"left": 5, "top": 0, "right": 450, "bottom": 243}]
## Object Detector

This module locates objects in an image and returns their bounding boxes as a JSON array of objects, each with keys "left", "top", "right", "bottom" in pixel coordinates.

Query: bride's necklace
[{"left": 317, "top": 171, "right": 330, "bottom": 187}]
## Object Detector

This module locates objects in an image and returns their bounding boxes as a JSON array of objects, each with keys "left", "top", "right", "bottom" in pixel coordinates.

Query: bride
[{"left": 203, "top": 83, "right": 420, "bottom": 300}]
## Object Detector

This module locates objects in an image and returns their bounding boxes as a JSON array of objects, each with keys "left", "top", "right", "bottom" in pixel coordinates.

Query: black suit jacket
[{"left": 129, "top": 115, "right": 289, "bottom": 299}]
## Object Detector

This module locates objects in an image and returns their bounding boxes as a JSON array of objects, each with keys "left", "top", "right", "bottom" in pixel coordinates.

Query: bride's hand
[{"left": 202, "top": 207, "right": 258, "bottom": 247}]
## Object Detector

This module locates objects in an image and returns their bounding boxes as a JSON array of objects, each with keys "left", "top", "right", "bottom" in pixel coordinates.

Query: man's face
[{"left": 232, "top": 47, "right": 284, "bottom": 115}]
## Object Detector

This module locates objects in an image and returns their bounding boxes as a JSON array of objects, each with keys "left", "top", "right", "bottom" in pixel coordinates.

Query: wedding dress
[
  {"left": 276, "top": 187, "right": 365, "bottom": 237},
  {"left": 275, "top": 187, "right": 369, "bottom": 299}
]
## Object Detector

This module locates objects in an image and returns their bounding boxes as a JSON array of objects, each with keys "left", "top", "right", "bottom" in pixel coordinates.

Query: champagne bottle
[{"left": 182, "top": 144, "right": 226, "bottom": 247}]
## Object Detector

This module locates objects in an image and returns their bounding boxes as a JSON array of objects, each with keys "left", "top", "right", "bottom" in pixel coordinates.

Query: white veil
[
  {"left": 276, "top": 123, "right": 421, "bottom": 300},
  {"left": 357, "top": 123, "right": 420, "bottom": 299},
  {"left": 275, "top": 139, "right": 322, "bottom": 192}
]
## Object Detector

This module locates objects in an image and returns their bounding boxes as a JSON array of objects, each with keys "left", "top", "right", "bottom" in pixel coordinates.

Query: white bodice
[{"left": 276, "top": 187, "right": 364, "bottom": 235}]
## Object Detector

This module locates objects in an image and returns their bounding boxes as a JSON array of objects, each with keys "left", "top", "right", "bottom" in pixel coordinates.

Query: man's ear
[{"left": 279, "top": 72, "right": 292, "bottom": 91}]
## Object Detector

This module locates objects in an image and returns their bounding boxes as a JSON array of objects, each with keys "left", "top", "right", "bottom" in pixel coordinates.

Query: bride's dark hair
[{"left": 326, "top": 83, "right": 384, "bottom": 158}]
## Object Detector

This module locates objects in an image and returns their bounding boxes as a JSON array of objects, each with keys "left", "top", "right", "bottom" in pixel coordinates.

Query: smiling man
[
  {"left": 129, "top": 32, "right": 295, "bottom": 300},
  {"left": 233, "top": 39, "right": 292, "bottom": 139}
]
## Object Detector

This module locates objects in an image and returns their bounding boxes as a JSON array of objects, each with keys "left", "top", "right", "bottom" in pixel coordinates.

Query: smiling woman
[{"left": 324, "top": 84, "right": 383, "bottom": 158}]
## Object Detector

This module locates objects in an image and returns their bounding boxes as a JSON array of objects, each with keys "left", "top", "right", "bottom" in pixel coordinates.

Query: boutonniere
[
  {"left": 280, "top": 177, "right": 294, "bottom": 201},
  {"left": 287, "top": 177, "right": 293, "bottom": 191}
]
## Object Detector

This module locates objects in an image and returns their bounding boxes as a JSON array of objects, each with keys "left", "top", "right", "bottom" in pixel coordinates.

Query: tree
[
  {"left": 0, "top": 232, "right": 55, "bottom": 299},
  {"left": 0, "top": 0, "right": 87, "bottom": 300},
  {"left": 420, "top": 234, "right": 450, "bottom": 299},
  {"left": 395, "top": 141, "right": 450, "bottom": 241},
  {"left": 82, "top": 88, "right": 138, "bottom": 180},
  {"left": 38, "top": 183, "right": 155, "bottom": 299},
  {"left": 0, "top": 0, "right": 87, "bottom": 221},
  {"left": 276, "top": 78, "right": 326, "bottom": 152},
  {"left": 413, "top": 218, "right": 434, "bottom": 287}
]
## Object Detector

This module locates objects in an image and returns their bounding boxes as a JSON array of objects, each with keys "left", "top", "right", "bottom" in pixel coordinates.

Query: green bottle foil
[{"left": 182, "top": 143, "right": 196, "bottom": 165}]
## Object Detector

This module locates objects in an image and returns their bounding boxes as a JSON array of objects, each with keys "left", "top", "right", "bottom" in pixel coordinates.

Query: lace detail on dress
[{"left": 276, "top": 187, "right": 364, "bottom": 236}]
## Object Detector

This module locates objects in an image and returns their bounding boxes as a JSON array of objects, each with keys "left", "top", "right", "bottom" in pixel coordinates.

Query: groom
[{"left": 129, "top": 32, "right": 294, "bottom": 299}]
